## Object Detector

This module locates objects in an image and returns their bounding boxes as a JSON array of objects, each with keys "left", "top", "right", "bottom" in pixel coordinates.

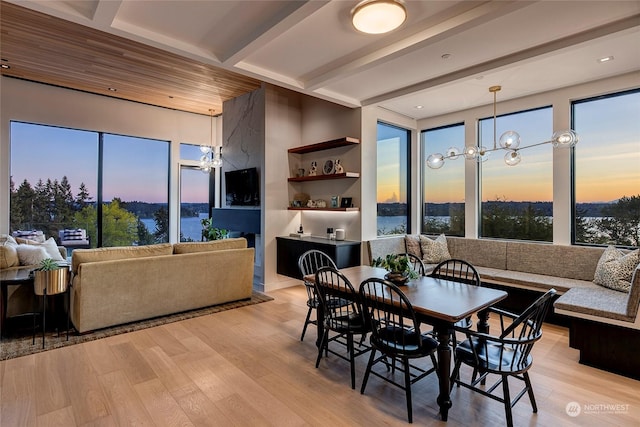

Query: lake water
[{"left": 141, "top": 212, "right": 208, "bottom": 242}]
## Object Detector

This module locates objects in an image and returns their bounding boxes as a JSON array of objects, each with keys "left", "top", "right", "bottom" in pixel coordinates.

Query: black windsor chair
[
  {"left": 314, "top": 266, "right": 371, "bottom": 389},
  {"left": 359, "top": 277, "right": 439, "bottom": 423},
  {"left": 450, "top": 289, "right": 557, "bottom": 427}
]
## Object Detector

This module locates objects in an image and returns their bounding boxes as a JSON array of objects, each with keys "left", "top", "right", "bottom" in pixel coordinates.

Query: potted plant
[
  {"left": 200, "top": 218, "right": 229, "bottom": 241},
  {"left": 34, "top": 258, "right": 68, "bottom": 296},
  {"left": 371, "top": 254, "right": 419, "bottom": 285}
]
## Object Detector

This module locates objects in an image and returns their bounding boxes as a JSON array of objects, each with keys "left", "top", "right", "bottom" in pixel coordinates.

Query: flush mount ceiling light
[
  {"left": 426, "top": 86, "right": 579, "bottom": 169},
  {"left": 351, "top": 0, "right": 407, "bottom": 34}
]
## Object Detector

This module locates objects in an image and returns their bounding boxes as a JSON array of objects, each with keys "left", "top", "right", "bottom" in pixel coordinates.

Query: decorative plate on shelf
[{"left": 323, "top": 159, "right": 335, "bottom": 175}]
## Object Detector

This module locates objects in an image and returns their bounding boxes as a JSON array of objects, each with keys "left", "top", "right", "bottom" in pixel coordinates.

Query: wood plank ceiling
[{"left": 0, "top": 2, "right": 263, "bottom": 116}]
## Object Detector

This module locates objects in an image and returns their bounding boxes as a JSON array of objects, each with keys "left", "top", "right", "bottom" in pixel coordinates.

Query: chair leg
[
  {"left": 523, "top": 372, "right": 538, "bottom": 413},
  {"left": 360, "top": 348, "right": 376, "bottom": 394},
  {"left": 300, "top": 306, "right": 313, "bottom": 341},
  {"left": 502, "top": 375, "right": 513, "bottom": 427},
  {"left": 403, "top": 357, "right": 413, "bottom": 423},
  {"left": 348, "top": 334, "right": 356, "bottom": 389},
  {"left": 315, "top": 329, "right": 328, "bottom": 368},
  {"left": 450, "top": 358, "right": 462, "bottom": 392}
]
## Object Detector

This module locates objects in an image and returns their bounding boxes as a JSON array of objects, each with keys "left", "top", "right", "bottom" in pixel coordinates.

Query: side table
[
  {"left": 32, "top": 267, "right": 70, "bottom": 348},
  {"left": 1, "top": 268, "right": 35, "bottom": 339}
]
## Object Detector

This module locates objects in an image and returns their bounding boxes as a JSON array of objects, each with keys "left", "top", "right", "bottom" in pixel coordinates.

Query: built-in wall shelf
[
  {"left": 287, "top": 172, "right": 359, "bottom": 182},
  {"left": 287, "top": 137, "right": 359, "bottom": 154},
  {"left": 287, "top": 207, "right": 359, "bottom": 212}
]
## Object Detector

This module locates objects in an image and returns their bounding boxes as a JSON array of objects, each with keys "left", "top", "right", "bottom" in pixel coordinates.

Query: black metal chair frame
[
  {"left": 297, "top": 249, "right": 349, "bottom": 342},
  {"left": 359, "top": 277, "right": 439, "bottom": 423},
  {"left": 449, "top": 289, "right": 557, "bottom": 427},
  {"left": 314, "top": 266, "right": 371, "bottom": 389}
]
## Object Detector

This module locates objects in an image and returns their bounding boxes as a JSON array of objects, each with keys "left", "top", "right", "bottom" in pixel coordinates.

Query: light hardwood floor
[{"left": 1, "top": 284, "right": 638, "bottom": 426}]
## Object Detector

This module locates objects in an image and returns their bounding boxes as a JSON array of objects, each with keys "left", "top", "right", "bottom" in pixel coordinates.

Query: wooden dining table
[{"left": 312, "top": 265, "right": 508, "bottom": 421}]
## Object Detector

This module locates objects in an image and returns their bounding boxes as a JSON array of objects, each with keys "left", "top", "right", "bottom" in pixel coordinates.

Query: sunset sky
[{"left": 10, "top": 92, "right": 639, "bottom": 208}]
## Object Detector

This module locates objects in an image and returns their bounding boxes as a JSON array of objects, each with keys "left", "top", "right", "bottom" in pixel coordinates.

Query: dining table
[{"left": 311, "top": 265, "right": 508, "bottom": 422}]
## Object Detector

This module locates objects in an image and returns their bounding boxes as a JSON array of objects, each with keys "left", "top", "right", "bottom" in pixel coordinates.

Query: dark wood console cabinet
[{"left": 276, "top": 236, "right": 361, "bottom": 279}]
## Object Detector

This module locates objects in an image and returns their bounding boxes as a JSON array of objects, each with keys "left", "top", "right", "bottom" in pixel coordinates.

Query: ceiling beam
[
  {"left": 221, "top": 0, "right": 330, "bottom": 66},
  {"left": 362, "top": 14, "right": 640, "bottom": 106},
  {"left": 303, "top": 0, "right": 532, "bottom": 91}
]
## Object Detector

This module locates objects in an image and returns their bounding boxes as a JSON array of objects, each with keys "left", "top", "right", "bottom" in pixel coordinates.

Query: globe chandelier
[
  {"left": 199, "top": 109, "right": 222, "bottom": 173},
  {"left": 426, "top": 86, "right": 579, "bottom": 169}
]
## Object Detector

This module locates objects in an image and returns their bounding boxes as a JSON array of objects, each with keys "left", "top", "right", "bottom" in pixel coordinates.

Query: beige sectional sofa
[
  {"left": 366, "top": 235, "right": 640, "bottom": 379},
  {"left": 71, "top": 238, "right": 254, "bottom": 333}
]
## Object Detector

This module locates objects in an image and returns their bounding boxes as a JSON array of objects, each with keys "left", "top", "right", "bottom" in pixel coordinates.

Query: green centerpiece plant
[
  {"left": 201, "top": 218, "right": 229, "bottom": 241},
  {"left": 371, "top": 254, "right": 419, "bottom": 284}
]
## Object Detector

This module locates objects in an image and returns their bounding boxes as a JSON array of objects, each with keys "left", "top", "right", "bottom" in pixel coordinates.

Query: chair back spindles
[{"left": 430, "top": 258, "right": 480, "bottom": 286}]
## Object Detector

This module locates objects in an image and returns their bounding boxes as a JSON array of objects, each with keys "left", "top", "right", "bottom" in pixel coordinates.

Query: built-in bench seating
[{"left": 366, "top": 235, "right": 640, "bottom": 379}]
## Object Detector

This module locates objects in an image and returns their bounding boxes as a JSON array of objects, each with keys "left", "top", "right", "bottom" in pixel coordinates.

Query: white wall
[
  {"left": 417, "top": 71, "right": 640, "bottom": 244},
  {"left": 0, "top": 77, "right": 218, "bottom": 239}
]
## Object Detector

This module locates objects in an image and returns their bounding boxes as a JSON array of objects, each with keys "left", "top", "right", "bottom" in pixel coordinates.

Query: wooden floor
[{"left": 1, "top": 283, "right": 639, "bottom": 426}]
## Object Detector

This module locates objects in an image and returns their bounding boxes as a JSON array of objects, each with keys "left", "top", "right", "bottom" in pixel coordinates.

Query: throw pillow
[
  {"left": 36, "top": 237, "right": 66, "bottom": 261},
  {"left": 593, "top": 246, "right": 639, "bottom": 293},
  {"left": 16, "top": 245, "right": 49, "bottom": 266},
  {"left": 420, "top": 234, "right": 451, "bottom": 264},
  {"left": 1, "top": 234, "right": 18, "bottom": 245},
  {"left": 1, "top": 242, "right": 19, "bottom": 269},
  {"left": 404, "top": 234, "right": 421, "bottom": 259}
]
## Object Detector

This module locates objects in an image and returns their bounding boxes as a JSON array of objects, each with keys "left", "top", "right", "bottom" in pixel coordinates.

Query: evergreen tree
[
  {"left": 152, "top": 207, "right": 169, "bottom": 243},
  {"left": 75, "top": 182, "right": 92, "bottom": 207},
  {"left": 598, "top": 195, "right": 640, "bottom": 246},
  {"left": 136, "top": 219, "right": 155, "bottom": 245}
]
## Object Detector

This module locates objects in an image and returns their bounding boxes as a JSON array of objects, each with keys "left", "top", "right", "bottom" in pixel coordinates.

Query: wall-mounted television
[{"left": 225, "top": 167, "right": 260, "bottom": 206}]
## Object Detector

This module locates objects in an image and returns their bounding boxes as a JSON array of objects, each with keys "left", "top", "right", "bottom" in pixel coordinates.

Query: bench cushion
[
  {"left": 476, "top": 266, "right": 598, "bottom": 293},
  {"left": 554, "top": 287, "right": 633, "bottom": 322}
]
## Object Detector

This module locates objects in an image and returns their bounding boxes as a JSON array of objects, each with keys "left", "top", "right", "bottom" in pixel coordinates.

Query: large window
[
  {"left": 479, "top": 107, "right": 553, "bottom": 241},
  {"left": 179, "top": 144, "right": 215, "bottom": 242},
  {"left": 573, "top": 89, "right": 640, "bottom": 247},
  {"left": 377, "top": 122, "right": 410, "bottom": 236},
  {"left": 10, "top": 122, "right": 170, "bottom": 247},
  {"left": 421, "top": 123, "right": 465, "bottom": 236}
]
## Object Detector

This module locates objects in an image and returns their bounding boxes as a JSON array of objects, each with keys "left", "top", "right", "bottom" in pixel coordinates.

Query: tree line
[
  {"left": 9, "top": 176, "right": 171, "bottom": 246},
  {"left": 380, "top": 195, "right": 639, "bottom": 247}
]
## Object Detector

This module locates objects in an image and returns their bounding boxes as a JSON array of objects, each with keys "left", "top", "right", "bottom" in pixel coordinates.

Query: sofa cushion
[
  {"left": 1, "top": 241, "right": 19, "bottom": 269},
  {"left": 16, "top": 245, "right": 48, "bottom": 266},
  {"left": 172, "top": 238, "right": 247, "bottom": 254},
  {"left": 404, "top": 234, "right": 421, "bottom": 258},
  {"left": 72, "top": 243, "right": 172, "bottom": 274},
  {"left": 420, "top": 234, "right": 451, "bottom": 264},
  {"left": 593, "top": 246, "right": 638, "bottom": 293}
]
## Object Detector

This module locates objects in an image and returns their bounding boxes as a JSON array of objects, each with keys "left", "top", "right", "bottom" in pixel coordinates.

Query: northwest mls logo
[{"left": 566, "top": 401, "right": 581, "bottom": 417}]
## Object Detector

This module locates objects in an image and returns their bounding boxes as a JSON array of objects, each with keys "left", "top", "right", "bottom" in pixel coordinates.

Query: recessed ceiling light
[
  {"left": 108, "top": 87, "right": 117, "bottom": 92},
  {"left": 0, "top": 64, "right": 10, "bottom": 69},
  {"left": 597, "top": 56, "right": 614, "bottom": 63},
  {"left": 441, "top": 53, "right": 452, "bottom": 60},
  {"left": 414, "top": 105, "right": 423, "bottom": 109}
]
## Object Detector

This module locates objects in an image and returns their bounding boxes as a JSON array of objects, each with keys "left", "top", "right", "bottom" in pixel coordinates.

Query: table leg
[
  {"left": 476, "top": 309, "right": 491, "bottom": 385},
  {"left": 434, "top": 323, "right": 452, "bottom": 421}
]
